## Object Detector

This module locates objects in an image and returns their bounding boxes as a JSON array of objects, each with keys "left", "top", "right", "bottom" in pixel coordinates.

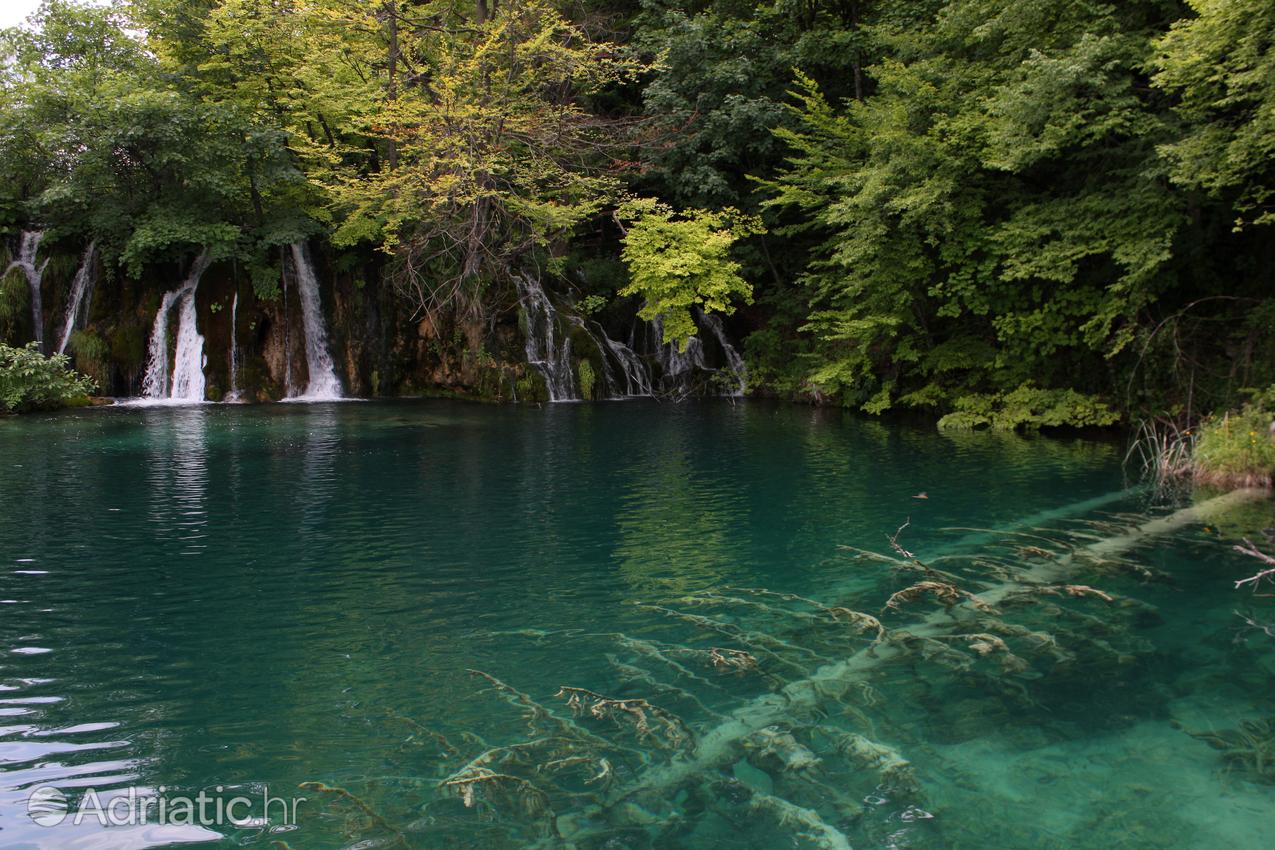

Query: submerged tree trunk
[{"left": 603, "top": 486, "right": 1269, "bottom": 805}]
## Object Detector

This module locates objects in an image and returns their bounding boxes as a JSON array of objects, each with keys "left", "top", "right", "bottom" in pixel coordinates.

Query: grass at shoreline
[{"left": 1193, "top": 405, "right": 1275, "bottom": 488}]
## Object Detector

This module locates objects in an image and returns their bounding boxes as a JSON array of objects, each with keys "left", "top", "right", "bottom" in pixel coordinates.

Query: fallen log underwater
[
  {"left": 608, "top": 488, "right": 1269, "bottom": 811},
  {"left": 303, "top": 486, "right": 1270, "bottom": 850}
]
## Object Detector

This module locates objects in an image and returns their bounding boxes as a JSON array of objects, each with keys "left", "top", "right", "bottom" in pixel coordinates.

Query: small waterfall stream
[
  {"left": 142, "top": 290, "right": 181, "bottom": 398},
  {"left": 5, "top": 230, "right": 49, "bottom": 352},
  {"left": 516, "top": 273, "right": 577, "bottom": 401},
  {"left": 515, "top": 276, "right": 749, "bottom": 402},
  {"left": 141, "top": 252, "right": 212, "bottom": 402},
  {"left": 285, "top": 242, "right": 343, "bottom": 400},
  {"left": 698, "top": 310, "right": 747, "bottom": 396},
  {"left": 594, "top": 321, "right": 651, "bottom": 397},
  {"left": 226, "top": 292, "right": 242, "bottom": 402},
  {"left": 648, "top": 314, "right": 707, "bottom": 391},
  {"left": 55, "top": 241, "right": 98, "bottom": 355}
]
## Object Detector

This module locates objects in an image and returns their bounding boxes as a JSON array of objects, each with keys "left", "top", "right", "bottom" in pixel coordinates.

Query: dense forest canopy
[{"left": 1, "top": 0, "right": 1272, "bottom": 423}]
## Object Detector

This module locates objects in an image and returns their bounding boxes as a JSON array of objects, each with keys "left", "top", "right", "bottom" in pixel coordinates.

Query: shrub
[
  {"left": 577, "top": 359, "right": 596, "bottom": 399},
  {"left": 937, "top": 384, "right": 1120, "bottom": 431},
  {"left": 69, "top": 330, "right": 110, "bottom": 390},
  {"left": 1192, "top": 401, "right": 1275, "bottom": 488},
  {"left": 0, "top": 342, "right": 97, "bottom": 413}
]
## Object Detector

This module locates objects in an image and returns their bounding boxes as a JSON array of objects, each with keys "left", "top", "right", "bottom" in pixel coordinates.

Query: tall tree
[
  {"left": 1154, "top": 0, "right": 1275, "bottom": 228},
  {"left": 758, "top": 0, "right": 1186, "bottom": 426},
  {"left": 327, "top": 0, "right": 645, "bottom": 321}
]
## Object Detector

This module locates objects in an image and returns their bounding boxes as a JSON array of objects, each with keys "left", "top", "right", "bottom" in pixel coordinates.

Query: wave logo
[{"left": 26, "top": 786, "right": 68, "bottom": 827}]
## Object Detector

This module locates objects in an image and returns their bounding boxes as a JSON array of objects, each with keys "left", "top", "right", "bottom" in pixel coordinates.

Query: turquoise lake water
[{"left": 0, "top": 400, "right": 1272, "bottom": 849}]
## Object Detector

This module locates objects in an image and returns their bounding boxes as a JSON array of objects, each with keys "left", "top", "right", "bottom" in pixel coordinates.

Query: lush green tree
[
  {"left": 141, "top": 0, "right": 387, "bottom": 290},
  {"left": 322, "top": 0, "right": 645, "bottom": 322},
  {"left": 1, "top": 1, "right": 277, "bottom": 275},
  {"left": 1154, "top": 0, "right": 1275, "bottom": 228},
  {"left": 0, "top": 0, "right": 145, "bottom": 235},
  {"left": 615, "top": 197, "right": 761, "bottom": 346},
  {"left": 759, "top": 0, "right": 1190, "bottom": 422}
]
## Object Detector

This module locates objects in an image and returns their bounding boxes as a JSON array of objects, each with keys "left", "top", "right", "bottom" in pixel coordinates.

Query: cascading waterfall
[
  {"left": 55, "top": 241, "right": 98, "bottom": 355},
  {"left": 512, "top": 278, "right": 746, "bottom": 402},
  {"left": 282, "top": 261, "right": 294, "bottom": 398},
  {"left": 633, "top": 310, "right": 748, "bottom": 398},
  {"left": 593, "top": 321, "right": 652, "bottom": 397},
  {"left": 168, "top": 269, "right": 209, "bottom": 401},
  {"left": 226, "top": 292, "right": 242, "bottom": 402},
  {"left": 286, "top": 242, "right": 343, "bottom": 400},
  {"left": 142, "top": 289, "right": 181, "bottom": 398},
  {"left": 698, "top": 310, "right": 747, "bottom": 396},
  {"left": 141, "top": 252, "right": 212, "bottom": 402},
  {"left": 5, "top": 230, "right": 49, "bottom": 353},
  {"left": 648, "top": 314, "right": 707, "bottom": 386},
  {"left": 516, "top": 273, "right": 577, "bottom": 401}
]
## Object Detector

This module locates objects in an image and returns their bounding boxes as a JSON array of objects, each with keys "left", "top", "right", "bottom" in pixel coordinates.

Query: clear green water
[{"left": 0, "top": 401, "right": 1272, "bottom": 849}]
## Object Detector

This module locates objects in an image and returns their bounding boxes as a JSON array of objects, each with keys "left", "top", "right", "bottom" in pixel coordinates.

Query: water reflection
[
  {"left": 297, "top": 406, "right": 341, "bottom": 532},
  {"left": 144, "top": 406, "right": 209, "bottom": 557},
  {"left": 3, "top": 401, "right": 1268, "bottom": 850},
  {"left": 613, "top": 440, "right": 744, "bottom": 594}
]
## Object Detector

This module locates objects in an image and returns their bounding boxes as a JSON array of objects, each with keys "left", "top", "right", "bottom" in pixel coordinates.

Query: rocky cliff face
[
  {"left": 3, "top": 242, "right": 533, "bottom": 402},
  {"left": 4, "top": 239, "right": 747, "bottom": 404}
]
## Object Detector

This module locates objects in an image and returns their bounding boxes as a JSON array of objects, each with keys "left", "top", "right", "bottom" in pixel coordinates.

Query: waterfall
[
  {"left": 594, "top": 323, "right": 652, "bottom": 397},
  {"left": 141, "top": 252, "right": 212, "bottom": 402},
  {"left": 5, "top": 230, "right": 49, "bottom": 353},
  {"left": 698, "top": 310, "right": 747, "bottom": 396},
  {"left": 55, "top": 241, "right": 98, "bottom": 355},
  {"left": 226, "top": 292, "right": 242, "bottom": 402},
  {"left": 285, "top": 242, "right": 343, "bottom": 400},
  {"left": 511, "top": 279, "right": 744, "bottom": 402},
  {"left": 142, "top": 289, "right": 181, "bottom": 398},
  {"left": 515, "top": 273, "right": 577, "bottom": 401},
  {"left": 281, "top": 256, "right": 294, "bottom": 397},
  {"left": 640, "top": 310, "right": 748, "bottom": 398},
  {"left": 649, "top": 314, "right": 707, "bottom": 383},
  {"left": 168, "top": 265, "right": 209, "bottom": 401}
]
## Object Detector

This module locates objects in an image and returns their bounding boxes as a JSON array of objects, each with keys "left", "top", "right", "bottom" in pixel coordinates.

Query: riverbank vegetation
[
  {"left": 0, "top": 341, "right": 95, "bottom": 413},
  {"left": 1191, "top": 394, "right": 1275, "bottom": 488},
  {"left": 1, "top": 0, "right": 1272, "bottom": 423},
  {"left": 1126, "top": 388, "right": 1275, "bottom": 489}
]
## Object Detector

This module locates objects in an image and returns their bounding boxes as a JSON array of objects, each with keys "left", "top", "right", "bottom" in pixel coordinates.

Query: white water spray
[
  {"left": 516, "top": 273, "right": 577, "bottom": 401},
  {"left": 513, "top": 280, "right": 746, "bottom": 402},
  {"left": 56, "top": 241, "right": 98, "bottom": 355},
  {"left": 285, "top": 242, "right": 343, "bottom": 400},
  {"left": 226, "top": 292, "right": 242, "bottom": 402},
  {"left": 141, "top": 252, "right": 212, "bottom": 402},
  {"left": 649, "top": 314, "right": 707, "bottom": 388},
  {"left": 595, "top": 323, "right": 652, "bottom": 397},
  {"left": 698, "top": 310, "right": 747, "bottom": 396},
  {"left": 5, "top": 230, "right": 49, "bottom": 353}
]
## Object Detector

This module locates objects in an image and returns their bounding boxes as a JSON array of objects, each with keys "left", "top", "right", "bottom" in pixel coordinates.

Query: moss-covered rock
[{"left": 516, "top": 369, "right": 549, "bottom": 403}]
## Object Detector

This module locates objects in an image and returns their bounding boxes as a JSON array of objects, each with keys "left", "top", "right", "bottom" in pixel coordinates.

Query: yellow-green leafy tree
[
  {"left": 326, "top": 0, "right": 645, "bottom": 322},
  {"left": 615, "top": 198, "right": 761, "bottom": 349}
]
